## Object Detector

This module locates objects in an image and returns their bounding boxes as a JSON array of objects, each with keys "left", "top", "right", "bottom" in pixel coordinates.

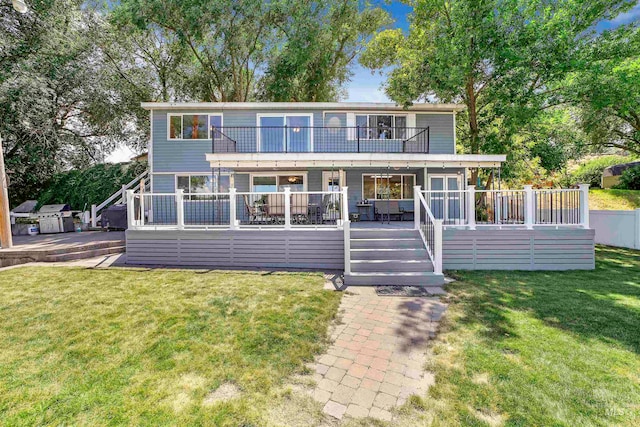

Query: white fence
[
  {"left": 126, "top": 187, "right": 349, "bottom": 231},
  {"left": 421, "top": 184, "right": 590, "bottom": 229},
  {"left": 590, "top": 209, "right": 640, "bottom": 249}
]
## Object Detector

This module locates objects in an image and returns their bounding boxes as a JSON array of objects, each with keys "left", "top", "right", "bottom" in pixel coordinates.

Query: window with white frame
[
  {"left": 355, "top": 114, "right": 407, "bottom": 139},
  {"left": 251, "top": 173, "right": 306, "bottom": 192},
  {"left": 257, "top": 114, "right": 312, "bottom": 152},
  {"left": 176, "top": 174, "right": 230, "bottom": 199},
  {"left": 362, "top": 174, "right": 415, "bottom": 200},
  {"left": 168, "top": 114, "right": 222, "bottom": 140}
]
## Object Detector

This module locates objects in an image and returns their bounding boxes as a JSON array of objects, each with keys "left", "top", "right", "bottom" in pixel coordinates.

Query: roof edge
[{"left": 140, "top": 102, "right": 465, "bottom": 112}]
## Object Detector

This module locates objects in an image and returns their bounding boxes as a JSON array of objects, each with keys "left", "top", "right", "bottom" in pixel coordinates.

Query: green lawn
[
  {"left": 0, "top": 268, "right": 341, "bottom": 426},
  {"left": 401, "top": 246, "right": 640, "bottom": 426},
  {"left": 590, "top": 189, "right": 640, "bottom": 210}
]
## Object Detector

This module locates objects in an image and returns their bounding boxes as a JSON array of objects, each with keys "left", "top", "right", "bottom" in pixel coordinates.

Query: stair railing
[
  {"left": 414, "top": 185, "right": 443, "bottom": 275},
  {"left": 91, "top": 169, "right": 149, "bottom": 227}
]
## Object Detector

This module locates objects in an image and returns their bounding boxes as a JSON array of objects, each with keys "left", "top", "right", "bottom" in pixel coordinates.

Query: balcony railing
[{"left": 210, "top": 126, "right": 430, "bottom": 153}]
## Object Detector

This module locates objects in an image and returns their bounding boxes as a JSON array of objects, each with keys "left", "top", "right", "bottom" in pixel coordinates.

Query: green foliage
[
  {"left": 37, "top": 161, "right": 147, "bottom": 210},
  {"left": 361, "top": 0, "right": 638, "bottom": 185},
  {"left": 113, "top": 0, "right": 388, "bottom": 102},
  {"left": 571, "top": 155, "right": 630, "bottom": 188},
  {"left": 614, "top": 165, "right": 640, "bottom": 190}
]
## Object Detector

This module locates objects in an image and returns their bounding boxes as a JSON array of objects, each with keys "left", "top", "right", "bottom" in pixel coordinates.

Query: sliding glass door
[{"left": 258, "top": 115, "right": 312, "bottom": 152}]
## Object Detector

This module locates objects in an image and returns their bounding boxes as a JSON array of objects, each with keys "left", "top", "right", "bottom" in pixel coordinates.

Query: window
[
  {"left": 251, "top": 174, "right": 306, "bottom": 192},
  {"left": 257, "top": 114, "right": 312, "bottom": 152},
  {"left": 168, "top": 114, "right": 222, "bottom": 140},
  {"left": 355, "top": 114, "right": 407, "bottom": 139},
  {"left": 176, "top": 174, "right": 230, "bottom": 199},
  {"left": 362, "top": 174, "right": 415, "bottom": 200}
]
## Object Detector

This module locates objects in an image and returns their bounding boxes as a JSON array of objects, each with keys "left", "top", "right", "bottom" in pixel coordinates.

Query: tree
[
  {"left": 567, "top": 27, "right": 640, "bottom": 155},
  {"left": 258, "top": 0, "right": 390, "bottom": 101},
  {"left": 360, "top": 0, "right": 637, "bottom": 185},
  {"left": 0, "top": 1, "right": 147, "bottom": 205},
  {"left": 114, "top": 0, "right": 390, "bottom": 102}
]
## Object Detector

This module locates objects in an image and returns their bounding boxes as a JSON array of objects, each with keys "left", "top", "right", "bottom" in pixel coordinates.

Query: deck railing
[
  {"left": 415, "top": 186, "right": 443, "bottom": 275},
  {"left": 126, "top": 187, "right": 349, "bottom": 231},
  {"left": 211, "top": 126, "right": 430, "bottom": 153},
  {"left": 420, "top": 184, "right": 590, "bottom": 229}
]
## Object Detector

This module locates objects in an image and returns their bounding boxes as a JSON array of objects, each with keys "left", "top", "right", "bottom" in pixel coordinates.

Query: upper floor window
[
  {"left": 257, "top": 114, "right": 312, "bottom": 152},
  {"left": 356, "top": 114, "right": 407, "bottom": 139},
  {"left": 168, "top": 114, "right": 222, "bottom": 140}
]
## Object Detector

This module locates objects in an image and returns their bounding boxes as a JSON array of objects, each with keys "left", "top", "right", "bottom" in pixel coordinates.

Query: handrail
[
  {"left": 402, "top": 126, "right": 429, "bottom": 153},
  {"left": 91, "top": 169, "right": 149, "bottom": 227}
]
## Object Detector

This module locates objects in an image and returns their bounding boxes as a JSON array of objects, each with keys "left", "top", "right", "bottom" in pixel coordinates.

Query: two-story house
[{"left": 120, "top": 102, "right": 595, "bottom": 285}]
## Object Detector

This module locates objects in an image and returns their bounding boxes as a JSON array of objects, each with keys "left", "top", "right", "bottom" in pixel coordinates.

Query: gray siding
[
  {"left": 443, "top": 228, "right": 595, "bottom": 270},
  {"left": 126, "top": 229, "right": 344, "bottom": 269},
  {"left": 150, "top": 109, "right": 457, "bottom": 178},
  {"left": 152, "top": 174, "right": 175, "bottom": 192},
  {"left": 416, "top": 114, "right": 455, "bottom": 154}
]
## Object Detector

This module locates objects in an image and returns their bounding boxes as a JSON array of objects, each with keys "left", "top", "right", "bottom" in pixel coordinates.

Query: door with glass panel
[
  {"left": 429, "top": 175, "right": 463, "bottom": 223},
  {"left": 258, "top": 115, "right": 311, "bottom": 152}
]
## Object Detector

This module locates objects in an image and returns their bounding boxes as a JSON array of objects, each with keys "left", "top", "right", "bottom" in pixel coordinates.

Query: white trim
[
  {"left": 249, "top": 171, "right": 309, "bottom": 192},
  {"left": 322, "top": 170, "right": 343, "bottom": 192},
  {"left": 255, "top": 113, "right": 314, "bottom": 152},
  {"left": 205, "top": 152, "right": 506, "bottom": 169},
  {"left": 453, "top": 111, "right": 457, "bottom": 153},
  {"left": 361, "top": 173, "right": 416, "bottom": 201},
  {"left": 143, "top": 102, "right": 465, "bottom": 112},
  {"left": 149, "top": 109, "right": 154, "bottom": 191},
  {"left": 167, "top": 113, "right": 223, "bottom": 141}
]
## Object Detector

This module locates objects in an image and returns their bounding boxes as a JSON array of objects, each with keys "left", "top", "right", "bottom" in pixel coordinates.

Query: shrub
[
  {"left": 36, "top": 161, "right": 148, "bottom": 211},
  {"left": 614, "top": 165, "right": 640, "bottom": 190},
  {"left": 570, "top": 155, "right": 631, "bottom": 188}
]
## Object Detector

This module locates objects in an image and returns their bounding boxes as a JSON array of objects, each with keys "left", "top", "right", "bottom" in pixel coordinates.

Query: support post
[
  {"left": 635, "top": 209, "right": 640, "bottom": 250},
  {"left": 414, "top": 185, "right": 421, "bottom": 230},
  {"left": 578, "top": 183, "right": 590, "bottom": 229},
  {"left": 229, "top": 188, "right": 237, "bottom": 230},
  {"left": 524, "top": 185, "right": 534, "bottom": 230},
  {"left": 466, "top": 185, "right": 476, "bottom": 230},
  {"left": 126, "top": 190, "right": 135, "bottom": 229},
  {"left": 284, "top": 187, "right": 291, "bottom": 229},
  {"left": 0, "top": 133, "right": 12, "bottom": 248},
  {"left": 341, "top": 186, "right": 349, "bottom": 224},
  {"left": 176, "top": 189, "right": 184, "bottom": 230},
  {"left": 343, "top": 219, "right": 351, "bottom": 275},
  {"left": 434, "top": 219, "right": 443, "bottom": 275},
  {"left": 91, "top": 204, "right": 97, "bottom": 228},
  {"left": 121, "top": 184, "right": 127, "bottom": 203}
]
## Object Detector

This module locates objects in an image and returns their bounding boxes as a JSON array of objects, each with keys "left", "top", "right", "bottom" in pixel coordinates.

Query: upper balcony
[{"left": 209, "top": 125, "right": 430, "bottom": 154}]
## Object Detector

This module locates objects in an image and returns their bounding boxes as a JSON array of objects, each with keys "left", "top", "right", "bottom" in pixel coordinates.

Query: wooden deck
[{"left": 0, "top": 231, "right": 125, "bottom": 268}]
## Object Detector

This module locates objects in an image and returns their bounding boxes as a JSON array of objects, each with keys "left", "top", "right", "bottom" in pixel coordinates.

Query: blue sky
[{"left": 345, "top": 0, "right": 640, "bottom": 102}]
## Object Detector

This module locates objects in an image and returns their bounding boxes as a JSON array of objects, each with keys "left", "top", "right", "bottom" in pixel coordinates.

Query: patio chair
[
  {"left": 290, "top": 193, "right": 309, "bottom": 224},
  {"left": 375, "top": 200, "right": 403, "bottom": 221},
  {"left": 265, "top": 193, "right": 285, "bottom": 223},
  {"left": 322, "top": 193, "right": 341, "bottom": 223},
  {"left": 243, "top": 195, "right": 267, "bottom": 224}
]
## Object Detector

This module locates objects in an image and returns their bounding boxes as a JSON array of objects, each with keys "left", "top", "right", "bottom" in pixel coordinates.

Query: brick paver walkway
[{"left": 310, "top": 287, "right": 447, "bottom": 421}]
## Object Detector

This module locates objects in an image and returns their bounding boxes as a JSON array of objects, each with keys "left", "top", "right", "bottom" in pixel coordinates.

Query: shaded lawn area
[
  {"left": 590, "top": 189, "right": 640, "bottom": 210},
  {"left": 412, "top": 246, "right": 640, "bottom": 426},
  {"left": 0, "top": 268, "right": 341, "bottom": 426}
]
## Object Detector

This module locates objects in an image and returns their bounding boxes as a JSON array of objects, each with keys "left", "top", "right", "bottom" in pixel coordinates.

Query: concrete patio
[{"left": 0, "top": 231, "right": 125, "bottom": 267}]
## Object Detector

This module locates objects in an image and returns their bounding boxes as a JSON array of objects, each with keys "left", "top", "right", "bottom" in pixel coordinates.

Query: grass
[
  {"left": 0, "top": 267, "right": 341, "bottom": 426},
  {"left": 398, "top": 246, "right": 640, "bottom": 426},
  {"left": 590, "top": 189, "right": 640, "bottom": 210}
]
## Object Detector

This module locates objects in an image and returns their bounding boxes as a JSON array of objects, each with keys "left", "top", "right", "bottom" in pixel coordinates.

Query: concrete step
[
  {"left": 344, "top": 272, "right": 445, "bottom": 286},
  {"left": 350, "top": 238, "right": 424, "bottom": 249},
  {"left": 350, "top": 259, "right": 434, "bottom": 273},
  {"left": 45, "top": 245, "right": 126, "bottom": 262},
  {"left": 350, "top": 229, "right": 419, "bottom": 239},
  {"left": 350, "top": 248, "right": 428, "bottom": 260}
]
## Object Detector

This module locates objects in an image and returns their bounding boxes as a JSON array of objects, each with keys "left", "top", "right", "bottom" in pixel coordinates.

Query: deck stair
[{"left": 344, "top": 228, "right": 445, "bottom": 286}]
